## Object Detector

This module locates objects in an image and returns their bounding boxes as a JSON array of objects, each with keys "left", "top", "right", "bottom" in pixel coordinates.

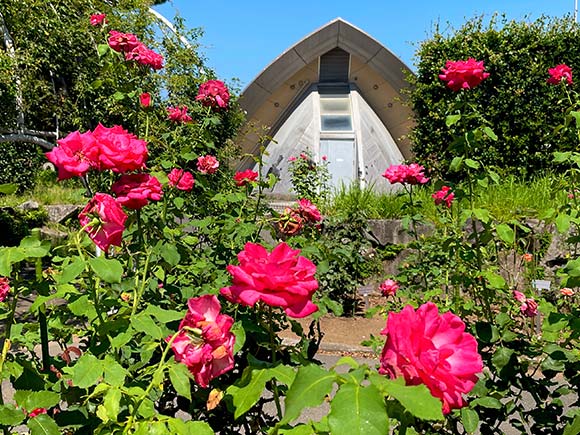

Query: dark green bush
[
  {"left": 409, "top": 15, "right": 580, "bottom": 179},
  {"left": 0, "top": 142, "right": 44, "bottom": 191},
  {"left": 0, "top": 206, "right": 48, "bottom": 246}
]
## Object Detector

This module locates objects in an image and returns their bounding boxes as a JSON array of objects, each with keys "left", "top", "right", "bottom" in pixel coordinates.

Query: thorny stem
[{"left": 267, "top": 306, "right": 283, "bottom": 419}]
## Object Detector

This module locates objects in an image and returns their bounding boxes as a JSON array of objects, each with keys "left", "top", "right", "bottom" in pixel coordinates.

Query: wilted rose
[
  {"left": 379, "top": 279, "right": 399, "bottom": 297},
  {"left": 167, "top": 106, "right": 192, "bottom": 123},
  {"left": 168, "top": 295, "right": 235, "bottom": 388},
  {"left": 197, "top": 155, "right": 219, "bottom": 175}
]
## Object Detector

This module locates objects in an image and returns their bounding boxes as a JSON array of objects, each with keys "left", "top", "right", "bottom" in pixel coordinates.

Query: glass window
[{"left": 320, "top": 94, "right": 352, "bottom": 132}]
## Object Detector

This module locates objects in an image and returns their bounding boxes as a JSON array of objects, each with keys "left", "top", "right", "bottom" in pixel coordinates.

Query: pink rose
[
  {"left": 28, "top": 408, "right": 47, "bottom": 418},
  {"left": 79, "top": 193, "right": 127, "bottom": 252},
  {"left": 439, "top": 58, "right": 490, "bottom": 91},
  {"left": 167, "top": 169, "right": 195, "bottom": 191},
  {"left": 512, "top": 290, "right": 526, "bottom": 303},
  {"left": 220, "top": 242, "right": 319, "bottom": 318},
  {"left": 45, "top": 130, "right": 98, "bottom": 180},
  {"left": 197, "top": 155, "right": 219, "bottom": 175},
  {"left": 195, "top": 79, "right": 230, "bottom": 109},
  {"left": 111, "top": 174, "right": 163, "bottom": 210},
  {"left": 432, "top": 186, "right": 454, "bottom": 208},
  {"left": 91, "top": 124, "right": 148, "bottom": 173},
  {"left": 547, "top": 64, "right": 573, "bottom": 85},
  {"left": 560, "top": 287, "right": 575, "bottom": 297},
  {"left": 0, "top": 277, "right": 10, "bottom": 302},
  {"left": 297, "top": 198, "right": 322, "bottom": 222},
  {"left": 522, "top": 253, "right": 533, "bottom": 262},
  {"left": 288, "top": 156, "right": 297, "bottom": 162},
  {"left": 139, "top": 92, "right": 151, "bottom": 108},
  {"left": 379, "top": 302, "right": 483, "bottom": 414},
  {"left": 168, "top": 295, "right": 235, "bottom": 388},
  {"left": 107, "top": 30, "right": 140, "bottom": 53},
  {"left": 167, "top": 106, "right": 192, "bottom": 123},
  {"left": 520, "top": 298, "right": 538, "bottom": 317},
  {"left": 234, "top": 169, "right": 258, "bottom": 186},
  {"left": 379, "top": 279, "right": 399, "bottom": 297},
  {"left": 125, "top": 43, "right": 164, "bottom": 70},
  {"left": 382, "top": 163, "right": 429, "bottom": 185},
  {"left": 90, "top": 14, "right": 106, "bottom": 26}
]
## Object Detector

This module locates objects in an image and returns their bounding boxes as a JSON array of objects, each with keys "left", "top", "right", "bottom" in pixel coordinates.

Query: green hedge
[
  {"left": 408, "top": 15, "right": 580, "bottom": 179},
  {"left": 0, "top": 142, "right": 44, "bottom": 191}
]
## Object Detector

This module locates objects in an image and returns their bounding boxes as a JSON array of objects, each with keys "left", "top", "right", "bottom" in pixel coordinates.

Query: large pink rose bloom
[
  {"left": 220, "top": 242, "right": 319, "bottom": 318},
  {"left": 379, "top": 302, "right": 483, "bottom": 414},
  {"left": 383, "top": 163, "right": 429, "bottom": 185},
  {"left": 197, "top": 155, "right": 219, "bottom": 175},
  {"left": 79, "top": 193, "right": 127, "bottom": 251},
  {"left": 168, "top": 295, "right": 235, "bottom": 388},
  {"left": 91, "top": 124, "right": 148, "bottom": 173},
  {"left": 125, "top": 43, "right": 164, "bottom": 70},
  {"left": 439, "top": 58, "right": 490, "bottom": 91},
  {"left": 547, "top": 64, "right": 573, "bottom": 85},
  {"left": 45, "top": 130, "right": 98, "bottom": 180},
  {"left": 111, "top": 174, "right": 163, "bottom": 210},
  {"left": 196, "top": 79, "right": 230, "bottom": 108}
]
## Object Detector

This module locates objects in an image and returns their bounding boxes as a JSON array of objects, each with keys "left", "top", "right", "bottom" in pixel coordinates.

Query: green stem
[
  {"left": 131, "top": 252, "right": 151, "bottom": 317},
  {"left": 123, "top": 332, "right": 179, "bottom": 434},
  {"left": 267, "top": 306, "right": 283, "bottom": 419}
]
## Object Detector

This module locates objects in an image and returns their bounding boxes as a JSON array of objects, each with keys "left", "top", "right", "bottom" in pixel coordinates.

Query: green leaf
[
  {"left": 71, "top": 354, "right": 103, "bottom": 389},
  {"left": 131, "top": 313, "right": 164, "bottom": 340},
  {"left": 102, "top": 388, "right": 121, "bottom": 422},
  {"left": 169, "top": 362, "right": 192, "bottom": 401},
  {"left": 461, "top": 407, "right": 479, "bottom": 434},
  {"left": 472, "top": 396, "right": 502, "bottom": 409},
  {"left": 112, "top": 91, "right": 125, "bottom": 101},
  {"left": 446, "top": 114, "right": 461, "bottom": 127},
  {"left": 144, "top": 305, "right": 184, "bottom": 323},
  {"left": 564, "top": 414, "right": 580, "bottom": 435},
  {"left": 160, "top": 244, "right": 181, "bottom": 267},
  {"left": 282, "top": 365, "right": 336, "bottom": 424},
  {"left": 496, "top": 224, "right": 515, "bottom": 244},
  {"left": 0, "top": 247, "right": 26, "bottom": 275},
  {"left": 97, "top": 43, "right": 109, "bottom": 56},
  {"left": 103, "top": 356, "right": 127, "bottom": 387},
  {"left": 492, "top": 347, "right": 514, "bottom": 371},
  {"left": 482, "top": 270, "right": 506, "bottom": 289},
  {"left": 472, "top": 208, "right": 490, "bottom": 224},
  {"left": 14, "top": 391, "right": 60, "bottom": 411},
  {"left": 110, "top": 329, "right": 134, "bottom": 350},
  {"left": 464, "top": 159, "right": 480, "bottom": 170},
  {"left": 56, "top": 258, "right": 86, "bottom": 284},
  {"left": 328, "top": 383, "right": 389, "bottom": 435},
  {"left": 27, "top": 414, "right": 60, "bottom": 435},
  {"left": 173, "top": 197, "right": 184, "bottom": 209},
  {"left": 0, "top": 183, "right": 17, "bottom": 194},
  {"left": 488, "top": 170, "right": 500, "bottom": 184},
  {"left": 374, "top": 376, "right": 444, "bottom": 420},
  {"left": 231, "top": 321, "right": 246, "bottom": 354},
  {"left": 183, "top": 421, "right": 214, "bottom": 434},
  {"left": 0, "top": 404, "right": 25, "bottom": 425},
  {"left": 68, "top": 295, "right": 98, "bottom": 321},
  {"left": 227, "top": 365, "right": 296, "bottom": 419},
  {"left": 88, "top": 257, "right": 123, "bottom": 283},
  {"left": 556, "top": 214, "right": 572, "bottom": 233},
  {"left": 483, "top": 126, "right": 498, "bottom": 141},
  {"left": 279, "top": 424, "right": 316, "bottom": 435},
  {"left": 449, "top": 156, "right": 464, "bottom": 172}
]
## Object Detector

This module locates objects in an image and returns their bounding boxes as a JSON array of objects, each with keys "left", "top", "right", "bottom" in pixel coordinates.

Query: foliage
[
  {"left": 0, "top": 142, "right": 45, "bottom": 192},
  {"left": 288, "top": 151, "right": 330, "bottom": 204},
  {"left": 0, "top": 206, "right": 48, "bottom": 246},
  {"left": 409, "top": 14, "right": 580, "bottom": 179}
]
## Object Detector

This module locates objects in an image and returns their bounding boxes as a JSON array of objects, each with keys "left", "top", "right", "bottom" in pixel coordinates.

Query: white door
[{"left": 320, "top": 139, "right": 356, "bottom": 190}]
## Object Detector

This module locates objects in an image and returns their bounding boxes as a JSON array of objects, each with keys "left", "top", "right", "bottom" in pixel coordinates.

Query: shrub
[{"left": 409, "top": 15, "right": 580, "bottom": 179}]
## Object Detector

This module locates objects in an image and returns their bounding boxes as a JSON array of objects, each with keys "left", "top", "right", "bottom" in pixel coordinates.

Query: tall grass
[{"left": 325, "top": 173, "right": 568, "bottom": 222}]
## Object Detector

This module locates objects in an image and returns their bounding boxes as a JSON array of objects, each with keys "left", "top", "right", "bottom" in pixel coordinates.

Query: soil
[{"left": 279, "top": 295, "right": 387, "bottom": 356}]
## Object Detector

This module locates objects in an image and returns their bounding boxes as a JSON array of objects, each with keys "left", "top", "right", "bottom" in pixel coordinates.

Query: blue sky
[{"left": 154, "top": 0, "right": 575, "bottom": 89}]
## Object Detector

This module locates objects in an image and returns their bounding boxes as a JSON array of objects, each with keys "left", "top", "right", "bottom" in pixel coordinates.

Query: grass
[
  {"left": 0, "top": 176, "right": 87, "bottom": 208},
  {"left": 324, "top": 173, "right": 569, "bottom": 222}
]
